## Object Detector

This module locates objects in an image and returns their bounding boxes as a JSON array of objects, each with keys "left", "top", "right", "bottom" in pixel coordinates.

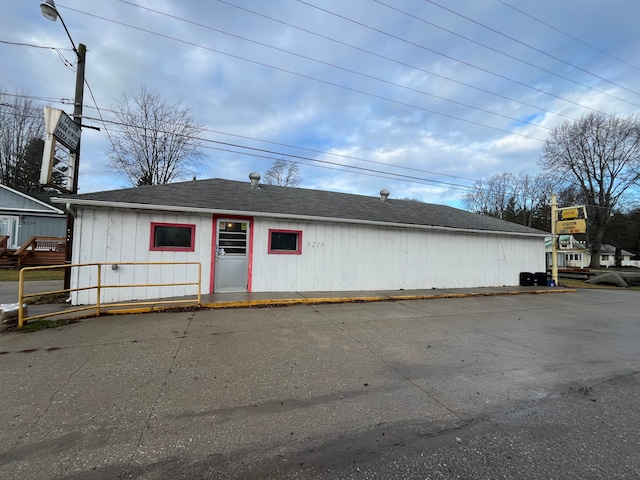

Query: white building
[
  {"left": 56, "top": 174, "right": 548, "bottom": 304},
  {"left": 545, "top": 235, "right": 639, "bottom": 269}
]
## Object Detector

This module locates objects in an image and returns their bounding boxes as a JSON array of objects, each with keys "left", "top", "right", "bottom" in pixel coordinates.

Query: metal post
[
  {"left": 18, "top": 269, "right": 25, "bottom": 329},
  {"left": 96, "top": 263, "right": 101, "bottom": 317},
  {"left": 551, "top": 194, "right": 558, "bottom": 285}
]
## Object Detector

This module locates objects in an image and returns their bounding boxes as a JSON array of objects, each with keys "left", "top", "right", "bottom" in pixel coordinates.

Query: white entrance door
[
  {"left": 214, "top": 220, "right": 250, "bottom": 292},
  {"left": 0, "top": 216, "right": 19, "bottom": 249}
]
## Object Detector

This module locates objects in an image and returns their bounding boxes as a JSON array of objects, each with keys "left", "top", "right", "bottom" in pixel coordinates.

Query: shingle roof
[
  {"left": 600, "top": 244, "right": 635, "bottom": 256},
  {"left": 60, "top": 177, "right": 548, "bottom": 236}
]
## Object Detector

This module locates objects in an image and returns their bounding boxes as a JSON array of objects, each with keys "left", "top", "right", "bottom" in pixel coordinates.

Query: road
[{"left": 0, "top": 289, "right": 639, "bottom": 479}]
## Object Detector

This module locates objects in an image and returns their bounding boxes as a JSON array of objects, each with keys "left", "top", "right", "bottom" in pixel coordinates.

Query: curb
[
  {"left": 7, "top": 288, "right": 577, "bottom": 330},
  {"left": 200, "top": 288, "right": 577, "bottom": 309}
]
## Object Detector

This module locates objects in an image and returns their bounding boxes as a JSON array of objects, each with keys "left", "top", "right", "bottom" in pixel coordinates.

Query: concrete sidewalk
[
  {"left": 1, "top": 281, "right": 575, "bottom": 327},
  {"left": 200, "top": 285, "right": 575, "bottom": 308}
]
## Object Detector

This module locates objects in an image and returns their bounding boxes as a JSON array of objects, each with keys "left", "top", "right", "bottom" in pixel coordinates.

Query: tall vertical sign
[
  {"left": 551, "top": 198, "right": 588, "bottom": 284},
  {"left": 40, "top": 106, "right": 81, "bottom": 192}
]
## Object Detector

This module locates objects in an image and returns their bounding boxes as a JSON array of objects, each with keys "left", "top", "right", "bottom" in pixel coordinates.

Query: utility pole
[
  {"left": 62, "top": 43, "right": 85, "bottom": 289},
  {"left": 551, "top": 194, "right": 558, "bottom": 285},
  {"left": 40, "top": 0, "right": 85, "bottom": 290}
]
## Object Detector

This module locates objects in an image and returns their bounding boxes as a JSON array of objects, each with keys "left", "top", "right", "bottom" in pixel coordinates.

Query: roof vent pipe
[
  {"left": 380, "top": 189, "right": 390, "bottom": 202},
  {"left": 249, "top": 172, "right": 261, "bottom": 188}
]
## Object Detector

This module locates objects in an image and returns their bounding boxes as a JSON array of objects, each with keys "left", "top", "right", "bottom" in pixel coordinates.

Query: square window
[
  {"left": 268, "top": 229, "right": 302, "bottom": 254},
  {"left": 150, "top": 223, "right": 195, "bottom": 251}
]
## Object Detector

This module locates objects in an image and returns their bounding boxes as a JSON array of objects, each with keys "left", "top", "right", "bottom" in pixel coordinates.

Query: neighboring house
[
  {"left": 545, "top": 235, "right": 589, "bottom": 269},
  {"left": 54, "top": 174, "right": 548, "bottom": 305},
  {"left": 0, "top": 184, "right": 66, "bottom": 249},
  {"left": 598, "top": 244, "right": 638, "bottom": 268},
  {"left": 546, "top": 235, "right": 638, "bottom": 268}
]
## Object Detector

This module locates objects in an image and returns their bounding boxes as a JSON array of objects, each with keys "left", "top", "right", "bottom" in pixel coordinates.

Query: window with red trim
[
  {"left": 150, "top": 223, "right": 195, "bottom": 251},
  {"left": 268, "top": 229, "right": 302, "bottom": 254}
]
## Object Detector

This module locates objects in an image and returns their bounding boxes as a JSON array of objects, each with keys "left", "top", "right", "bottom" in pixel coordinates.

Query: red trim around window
[
  {"left": 268, "top": 229, "right": 302, "bottom": 255},
  {"left": 149, "top": 222, "right": 195, "bottom": 251}
]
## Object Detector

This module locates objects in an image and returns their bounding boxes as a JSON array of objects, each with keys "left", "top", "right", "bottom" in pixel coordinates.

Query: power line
[
  {"left": 85, "top": 114, "right": 477, "bottom": 192},
  {"left": 0, "top": 39, "right": 76, "bottom": 72},
  {"left": 196, "top": 142, "right": 473, "bottom": 192},
  {"left": 296, "top": 0, "right": 640, "bottom": 111},
  {"left": 83, "top": 78, "right": 117, "bottom": 155},
  {"left": 215, "top": 0, "right": 575, "bottom": 122},
  {"left": 0, "top": 100, "right": 565, "bottom": 205},
  {"left": 76, "top": 102, "right": 483, "bottom": 185},
  {"left": 422, "top": 0, "right": 640, "bottom": 99},
  {"left": 85, "top": 116, "right": 566, "bottom": 205},
  {"left": 114, "top": 0, "right": 551, "bottom": 132},
  {"left": 0, "top": 91, "right": 482, "bottom": 185},
  {"left": 59, "top": 5, "right": 546, "bottom": 141},
  {"left": 0, "top": 93, "right": 562, "bottom": 204},
  {"left": 495, "top": 0, "right": 640, "bottom": 73},
  {"left": 0, "top": 39, "right": 72, "bottom": 51},
  {"left": 374, "top": 0, "right": 640, "bottom": 103}
]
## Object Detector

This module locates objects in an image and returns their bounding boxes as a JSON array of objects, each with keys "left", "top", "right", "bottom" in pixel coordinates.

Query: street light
[
  {"left": 40, "top": 0, "right": 86, "bottom": 289},
  {"left": 40, "top": 0, "right": 85, "bottom": 195}
]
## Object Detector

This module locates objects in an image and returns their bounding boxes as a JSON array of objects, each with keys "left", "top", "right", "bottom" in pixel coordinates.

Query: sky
[{"left": 2, "top": 0, "right": 640, "bottom": 207}]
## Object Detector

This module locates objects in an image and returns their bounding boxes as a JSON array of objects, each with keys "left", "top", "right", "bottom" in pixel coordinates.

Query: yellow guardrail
[{"left": 18, "top": 262, "right": 201, "bottom": 328}]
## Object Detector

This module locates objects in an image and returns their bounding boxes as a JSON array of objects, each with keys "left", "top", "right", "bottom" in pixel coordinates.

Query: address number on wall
[{"left": 307, "top": 241, "right": 325, "bottom": 248}]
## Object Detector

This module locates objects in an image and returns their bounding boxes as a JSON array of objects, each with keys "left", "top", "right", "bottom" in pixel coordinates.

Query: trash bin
[
  {"left": 519, "top": 272, "right": 534, "bottom": 286},
  {"left": 533, "top": 272, "right": 548, "bottom": 286}
]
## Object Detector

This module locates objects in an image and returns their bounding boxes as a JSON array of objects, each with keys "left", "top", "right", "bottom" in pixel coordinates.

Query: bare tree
[
  {"left": 461, "top": 172, "right": 515, "bottom": 219},
  {"left": 263, "top": 158, "right": 302, "bottom": 186},
  {"left": 539, "top": 112, "right": 640, "bottom": 267},
  {"left": 0, "top": 88, "right": 45, "bottom": 189},
  {"left": 107, "top": 86, "right": 204, "bottom": 186},
  {"left": 461, "top": 171, "right": 557, "bottom": 230}
]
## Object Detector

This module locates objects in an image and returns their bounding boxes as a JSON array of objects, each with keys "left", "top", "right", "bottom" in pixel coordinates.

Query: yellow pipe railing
[{"left": 18, "top": 261, "right": 201, "bottom": 328}]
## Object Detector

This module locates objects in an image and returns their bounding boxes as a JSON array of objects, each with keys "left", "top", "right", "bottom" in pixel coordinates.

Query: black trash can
[
  {"left": 519, "top": 272, "right": 534, "bottom": 286},
  {"left": 533, "top": 272, "right": 548, "bottom": 286}
]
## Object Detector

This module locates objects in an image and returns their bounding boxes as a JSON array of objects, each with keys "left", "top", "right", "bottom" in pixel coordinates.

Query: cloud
[{"left": 2, "top": 0, "right": 639, "bottom": 208}]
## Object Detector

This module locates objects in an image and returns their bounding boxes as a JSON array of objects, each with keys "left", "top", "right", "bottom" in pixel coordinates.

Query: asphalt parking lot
[{"left": 1, "top": 289, "right": 639, "bottom": 479}]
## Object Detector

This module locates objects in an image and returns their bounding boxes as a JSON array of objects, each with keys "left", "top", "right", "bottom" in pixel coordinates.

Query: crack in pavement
[
  {"left": 124, "top": 313, "right": 195, "bottom": 476},
  {"left": 0, "top": 347, "right": 94, "bottom": 475}
]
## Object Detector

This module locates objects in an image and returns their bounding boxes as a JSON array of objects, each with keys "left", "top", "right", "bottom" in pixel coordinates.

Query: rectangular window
[
  {"left": 150, "top": 222, "right": 195, "bottom": 251},
  {"left": 218, "top": 221, "right": 248, "bottom": 255},
  {"left": 601, "top": 255, "right": 609, "bottom": 261},
  {"left": 268, "top": 229, "right": 302, "bottom": 254}
]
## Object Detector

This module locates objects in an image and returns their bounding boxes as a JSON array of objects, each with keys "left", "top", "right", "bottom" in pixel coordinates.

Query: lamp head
[{"left": 40, "top": 0, "right": 59, "bottom": 22}]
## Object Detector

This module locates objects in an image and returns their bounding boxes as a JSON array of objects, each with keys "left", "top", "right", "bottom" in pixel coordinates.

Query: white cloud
[{"left": 1, "top": 0, "right": 639, "bottom": 208}]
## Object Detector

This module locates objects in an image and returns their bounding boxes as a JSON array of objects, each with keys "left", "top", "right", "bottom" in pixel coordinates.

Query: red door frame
[{"left": 210, "top": 215, "right": 254, "bottom": 293}]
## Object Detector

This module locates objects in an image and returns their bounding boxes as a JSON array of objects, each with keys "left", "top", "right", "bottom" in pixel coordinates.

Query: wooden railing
[
  {"left": 2, "top": 236, "right": 67, "bottom": 267},
  {"left": 0, "top": 236, "right": 8, "bottom": 255}
]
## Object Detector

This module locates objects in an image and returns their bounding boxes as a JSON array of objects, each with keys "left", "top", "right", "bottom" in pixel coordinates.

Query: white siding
[
  {"left": 251, "top": 219, "right": 545, "bottom": 292},
  {"left": 72, "top": 208, "right": 545, "bottom": 303},
  {"left": 72, "top": 209, "right": 212, "bottom": 304}
]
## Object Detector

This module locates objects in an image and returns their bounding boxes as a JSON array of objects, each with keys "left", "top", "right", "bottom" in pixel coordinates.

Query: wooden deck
[{"left": 0, "top": 236, "right": 67, "bottom": 268}]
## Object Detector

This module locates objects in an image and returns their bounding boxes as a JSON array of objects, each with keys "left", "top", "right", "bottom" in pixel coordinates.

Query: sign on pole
[
  {"left": 40, "top": 107, "right": 81, "bottom": 190},
  {"left": 556, "top": 219, "right": 587, "bottom": 234},
  {"left": 555, "top": 205, "right": 587, "bottom": 234}
]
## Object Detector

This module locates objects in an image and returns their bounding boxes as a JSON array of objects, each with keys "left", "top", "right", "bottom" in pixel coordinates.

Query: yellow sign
[
  {"left": 560, "top": 208, "right": 579, "bottom": 220},
  {"left": 557, "top": 219, "right": 587, "bottom": 234}
]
